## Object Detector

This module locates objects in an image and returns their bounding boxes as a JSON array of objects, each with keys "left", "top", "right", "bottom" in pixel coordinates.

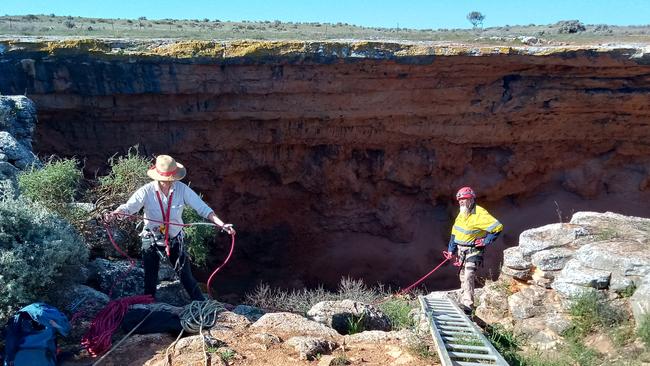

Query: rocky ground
[{"left": 62, "top": 301, "right": 437, "bottom": 366}]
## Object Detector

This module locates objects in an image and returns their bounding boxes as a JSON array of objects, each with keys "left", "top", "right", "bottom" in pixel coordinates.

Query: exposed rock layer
[{"left": 1, "top": 41, "right": 650, "bottom": 293}]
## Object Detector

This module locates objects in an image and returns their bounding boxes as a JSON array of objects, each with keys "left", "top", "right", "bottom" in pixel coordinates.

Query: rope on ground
[
  {"left": 164, "top": 300, "right": 226, "bottom": 366},
  {"left": 81, "top": 295, "right": 154, "bottom": 358},
  {"left": 91, "top": 309, "right": 153, "bottom": 366}
]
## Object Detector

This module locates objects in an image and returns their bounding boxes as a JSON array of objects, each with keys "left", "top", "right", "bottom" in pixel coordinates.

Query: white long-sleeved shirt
[{"left": 117, "top": 181, "right": 214, "bottom": 237}]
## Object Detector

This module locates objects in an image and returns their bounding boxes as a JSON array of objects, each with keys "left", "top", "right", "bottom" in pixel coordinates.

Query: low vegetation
[
  {"left": 0, "top": 194, "right": 88, "bottom": 324},
  {"left": 2, "top": 14, "right": 650, "bottom": 44},
  {"left": 245, "top": 277, "right": 400, "bottom": 314},
  {"left": 245, "top": 277, "right": 426, "bottom": 332},
  {"left": 640, "top": 314, "right": 650, "bottom": 348}
]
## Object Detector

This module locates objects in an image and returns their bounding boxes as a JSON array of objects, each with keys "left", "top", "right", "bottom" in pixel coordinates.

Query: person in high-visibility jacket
[{"left": 443, "top": 186, "right": 503, "bottom": 313}]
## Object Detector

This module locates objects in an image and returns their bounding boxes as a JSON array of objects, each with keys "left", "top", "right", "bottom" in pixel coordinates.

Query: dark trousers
[{"left": 142, "top": 235, "right": 205, "bottom": 301}]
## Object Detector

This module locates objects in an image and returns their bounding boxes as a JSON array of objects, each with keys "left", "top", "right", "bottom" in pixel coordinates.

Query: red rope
[
  {"left": 207, "top": 232, "right": 236, "bottom": 298},
  {"left": 102, "top": 222, "right": 136, "bottom": 298},
  {"left": 81, "top": 295, "right": 154, "bottom": 357},
  {"left": 397, "top": 257, "right": 450, "bottom": 296}
]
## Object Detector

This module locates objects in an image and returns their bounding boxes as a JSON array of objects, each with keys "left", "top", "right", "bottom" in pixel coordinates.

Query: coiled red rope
[{"left": 81, "top": 294, "right": 154, "bottom": 357}]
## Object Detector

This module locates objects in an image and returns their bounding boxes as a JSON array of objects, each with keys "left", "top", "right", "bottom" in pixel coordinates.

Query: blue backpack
[{"left": 4, "top": 303, "right": 70, "bottom": 366}]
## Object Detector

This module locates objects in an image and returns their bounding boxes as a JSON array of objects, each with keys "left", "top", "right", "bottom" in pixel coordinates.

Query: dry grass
[{"left": 2, "top": 14, "right": 650, "bottom": 44}]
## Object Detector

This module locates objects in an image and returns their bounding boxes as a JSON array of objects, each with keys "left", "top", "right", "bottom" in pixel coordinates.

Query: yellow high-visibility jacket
[{"left": 449, "top": 205, "right": 503, "bottom": 253}]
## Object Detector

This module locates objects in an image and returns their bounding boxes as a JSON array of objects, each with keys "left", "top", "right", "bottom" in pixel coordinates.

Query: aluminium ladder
[{"left": 418, "top": 294, "right": 509, "bottom": 366}]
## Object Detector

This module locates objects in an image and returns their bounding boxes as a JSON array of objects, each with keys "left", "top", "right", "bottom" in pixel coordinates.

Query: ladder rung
[
  {"left": 436, "top": 319, "right": 466, "bottom": 324},
  {"left": 440, "top": 330, "right": 475, "bottom": 336},
  {"left": 439, "top": 325, "right": 473, "bottom": 331},
  {"left": 446, "top": 343, "right": 490, "bottom": 352},
  {"left": 449, "top": 351, "right": 497, "bottom": 360},
  {"left": 442, "top": 336, "right": 482, "bottom": 342},
  {"left": 454, "top": 361, "right": 498, "bottom": 366},
  {"left": 435, "top": 314, "right": 464, "bottom": 319}
]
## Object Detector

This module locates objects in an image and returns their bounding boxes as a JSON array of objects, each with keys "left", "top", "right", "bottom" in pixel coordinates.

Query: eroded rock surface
[{"left": 2, "top": 41, "right": 650, "bottom": 290}]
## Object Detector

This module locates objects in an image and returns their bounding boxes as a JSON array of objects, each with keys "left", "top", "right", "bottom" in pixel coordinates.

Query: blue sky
[{"left": 4, "top": 0, "right": 649, "bottom": 29}]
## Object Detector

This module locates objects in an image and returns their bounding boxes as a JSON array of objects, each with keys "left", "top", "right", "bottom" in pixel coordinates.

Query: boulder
[
  {"left": 502, "top": 246, "right": 532, "bottom": 270},
  {"left": 475, "top": 281, "right": 510, "bottom": 324},
  {"left": 285, "top": 336, "right": 337, "bottom": 360},
  {"left": 307, "top": 299, "right": 390, "bottom": 334},
  {"left": 233, "top": 304, "right": 266, "bottom": 321},
  {"left": 501, "top": 265, "right": 532, "bottom": 280},
  {"left": 0, "top": 131, "right": 37, "bottom": 169},
  {"left": 250, "top": 333, "right": 281, "bottom": 350},
  {"left": 507, "top": 286, "right": 546, "bottom": 320},
  {"left": 574, "top": 241, "right": 650, "bottom": 279},
  {"left": 171, "top": 335, "right": 229, "bottom": 365},
  {"left": 518, "top": 223, "right": 579, "bottom": 258},
  {"left": 0, "top": 96, "right": 39, "bottom": 195},
  {"left": 48, "top": 284, "right": 111, "bottom": 341},
  {"left": 343, "top": 329, "right": 412, "bottom": 344},
  {"left": 551, "top": 281, "right": 596, "bottom": 300},
  {"left": 531, "top": 248, "right": 574, "bottom": 271},
  {"left": 86, "top": 258, "right": 144, "bottom": 298},
  {"left": 251, "top": 312, "right": 340, "bottom": 338},
  {"left": 215, "top": 311, "right": 252, "bottom": 329},
  {"left": 155, "top": 280, "right": 192, "bottom": 306},
  {"left": 630, "top": 274, "right": 650, "bottom": 329},
  {"left": 0, "top": 96, "right": 38, "bottom": 143},
  {"left": 554, "top": 259, "right": 611, "bottom": 290}
]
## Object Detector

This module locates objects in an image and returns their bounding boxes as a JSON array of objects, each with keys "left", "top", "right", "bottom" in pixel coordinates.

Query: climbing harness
[{"left": 155, "top": 190, "right": 174, "bottom": 256}]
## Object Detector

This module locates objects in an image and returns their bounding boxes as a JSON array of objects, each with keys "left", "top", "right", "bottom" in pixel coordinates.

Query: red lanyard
[{"left": 155, "top": 190, "right": 174, "bottom": 256}]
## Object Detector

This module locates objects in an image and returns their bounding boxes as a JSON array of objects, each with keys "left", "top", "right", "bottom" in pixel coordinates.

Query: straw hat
[{"left": 147, "top": 155, "right": 186, "bottom": 181}]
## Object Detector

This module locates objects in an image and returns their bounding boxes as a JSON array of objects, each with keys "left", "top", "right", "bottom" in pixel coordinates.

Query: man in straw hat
[{"left": 108, "top": 155, "right": 235, "bottom": 301}]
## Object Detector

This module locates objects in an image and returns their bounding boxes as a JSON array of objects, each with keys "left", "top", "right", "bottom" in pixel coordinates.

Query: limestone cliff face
[{"left": 1, "top": 40, "right": 650, "bottom": 293}]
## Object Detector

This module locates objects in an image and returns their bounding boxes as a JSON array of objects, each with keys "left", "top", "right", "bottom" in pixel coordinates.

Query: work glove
[
  {"left": 474, "top": 237, "right": 486, "bottom": 248},
  {"left": 221, "top": 223, "right": 236, "bottom": 235},
  {"left": 442, "top": 250, "right": 454, "bottom": 260}
]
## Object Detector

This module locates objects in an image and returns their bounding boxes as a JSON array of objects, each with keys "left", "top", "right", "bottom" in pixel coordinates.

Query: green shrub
[
  {"left": 18, "top": 157, "right": 82, "bottom": 209},
  {"left": 567, "top": 291, "right": 625, "bottom": 337},
  {"left": 486, "top": 324, "right": 524, "bottom": 364},
  {"left": 182, "top": 203, "right": 214, "bottom": 266},
  {"left": 565, "top": 338, "right": 599, "bottom": 366},
  {"left": 346, "top": 313, "right": 365, "bottom": 334},
  {"left": 609, "top": 320, "right": 636, "bottom": 347},
  {"left": 330, "top": 355, "right": 350, "bottom": 365},
  {"left": 218, "top": 348, "right": 236, "bottom": 362},
  {"left": 91, "top": 147, "right": 151, "bottom": 255},
  {"left": 95, "top": 146, "right": 150, "bottom": 209},
  {"left": 0, "top": 196, "right": 88, "bottom": 323},
  {"left": 378, "top": 297, "right": 415, "bottom": 330},
  {"left": 405, "top": 335, "right": 438, "bottom": 361},
  {"left": 639, "top": 314, "right": 650, "bottom": 348}
]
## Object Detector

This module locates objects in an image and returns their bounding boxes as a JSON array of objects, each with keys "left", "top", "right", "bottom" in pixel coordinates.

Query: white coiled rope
[{"left": 165, "top": 300, "right": 226, "bottom": 366}]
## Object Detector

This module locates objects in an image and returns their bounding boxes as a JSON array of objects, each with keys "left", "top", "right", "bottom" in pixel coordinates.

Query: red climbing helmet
[{"left": 456, "top": 186, "right": 476, "bottom": 201}]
